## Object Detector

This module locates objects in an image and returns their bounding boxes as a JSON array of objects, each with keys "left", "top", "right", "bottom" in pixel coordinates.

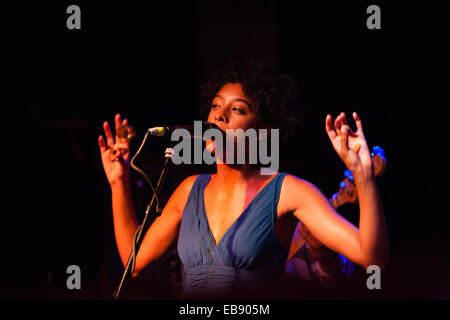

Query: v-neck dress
[{"left": 177, "top": 173, "right": 289, "bottom": 298}]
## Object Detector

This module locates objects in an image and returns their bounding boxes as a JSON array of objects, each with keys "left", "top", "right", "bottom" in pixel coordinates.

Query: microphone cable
[{"left": 128, "top": 130, "right": 163, "bottom": 277}]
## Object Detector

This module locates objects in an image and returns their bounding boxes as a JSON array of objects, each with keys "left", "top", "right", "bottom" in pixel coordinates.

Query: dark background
[{"left": 1, "top": 0, "right": 449, "bottom": 300}]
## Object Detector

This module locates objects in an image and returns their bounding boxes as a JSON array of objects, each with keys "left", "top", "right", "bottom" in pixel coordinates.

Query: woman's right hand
[{"left": 98, "top": 113, "right": 131, "bottom": 186}]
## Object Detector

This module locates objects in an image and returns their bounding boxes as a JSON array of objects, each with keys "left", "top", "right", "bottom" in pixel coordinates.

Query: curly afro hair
[{"left": 199, "top": 61, "right": 302, "bottom": 141}]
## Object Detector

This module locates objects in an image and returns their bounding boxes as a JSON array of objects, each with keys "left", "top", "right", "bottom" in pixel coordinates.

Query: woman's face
[
  {"left": 207, "top": 83, "right": 258, "bottom": 131},
  {"left": 206, "top": 82, "right": 261, "bottom": 160}
]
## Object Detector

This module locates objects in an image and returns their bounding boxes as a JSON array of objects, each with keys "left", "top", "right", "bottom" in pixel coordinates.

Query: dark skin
[
  {"left": 98, "top": 82, "right": 388, "bottom": 278},
  {"left": 204, "top": 84, "right": 280, "bottom": 246}
]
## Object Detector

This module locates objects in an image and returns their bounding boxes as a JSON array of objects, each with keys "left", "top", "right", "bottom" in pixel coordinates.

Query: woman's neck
[{"left": 213, "top": 163, "right": 272, "bottom": 186}]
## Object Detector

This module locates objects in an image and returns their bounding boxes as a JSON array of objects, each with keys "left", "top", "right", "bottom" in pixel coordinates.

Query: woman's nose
[{"left": 214, "top": 109, "right": 227, "bottom": 123}]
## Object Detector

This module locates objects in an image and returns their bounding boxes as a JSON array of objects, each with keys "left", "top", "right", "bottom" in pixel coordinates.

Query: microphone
[{"left": 148, "top": 122, "right": 219, "bottom": 137}]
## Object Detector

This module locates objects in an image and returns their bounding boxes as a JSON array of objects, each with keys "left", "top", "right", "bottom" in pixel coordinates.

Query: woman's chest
[{"left": 203, "top": 185, "right": 259, "bottom": 245}]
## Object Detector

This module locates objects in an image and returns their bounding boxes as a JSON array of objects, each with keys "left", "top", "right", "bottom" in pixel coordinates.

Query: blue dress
[{"left": 177, "top": 173, "right": 289, "bottom": 298}]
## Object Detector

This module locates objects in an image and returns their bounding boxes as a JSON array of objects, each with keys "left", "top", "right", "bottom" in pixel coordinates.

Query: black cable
[
  {"left": 125, "top": 131, "right": 162, "bottom": 279},
  {"left": 130, "top": 130, "right": 161, "bottom": 214}
]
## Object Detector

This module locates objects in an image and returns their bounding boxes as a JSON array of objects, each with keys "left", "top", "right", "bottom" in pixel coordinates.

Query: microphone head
[
  {"left": 148, "top": 127, "right": 168, "bottom": 136},
  {"left": 147, "top": 122, "right": 221, "bottom": 137}
]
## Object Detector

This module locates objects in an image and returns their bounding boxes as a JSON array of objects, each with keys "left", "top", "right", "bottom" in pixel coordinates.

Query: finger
[
  {"left": 118, "top": 145, "right": 130, "bottom": 161},
  {"left": 340, "top": 112, "right": 348, "bottom": 125},
  {"left": 325, "top": 114, "right": 337, "bottom": 141},
  {"left": 115, "top": 113, "right": 122, "bottom": 132},
  {"left": 353, "top": 112, "right": 363, "bottom": 133},
  {"left": 98, "top": 135, "right": 108, "bottom": 153},
  {"left": 341, "top": 113, "right": 357, "bottom": 136},
  {"left": 340, "top": 124, "right": 350, "bottom": 150},
  {"left": 103, "top": 121, "right": 115, "bottom": 148},
  {"left": 122, "top": 118, "right": 128, "bottom": 126},
  {"left": 334, "top": 114, "right": 343, "bottom": 136},
  {"left": 114, "top": 148, "right": 123, "bottom": 160},
  {"left": 336, "top": 112, "right": 348, "bottom": 135}
]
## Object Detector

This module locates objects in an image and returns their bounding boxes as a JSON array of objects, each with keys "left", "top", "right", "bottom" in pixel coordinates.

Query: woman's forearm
[
  {"left": 111, "top": 180, "right": 139, "bottom": 267},
  {"left": 354, "top": 169, "right": 389, "bottom": 269}
]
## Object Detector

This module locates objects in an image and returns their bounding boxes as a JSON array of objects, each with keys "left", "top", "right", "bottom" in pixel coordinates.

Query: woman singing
[{"left": 98, "top": 62, "right": 388, "bottom": 299}]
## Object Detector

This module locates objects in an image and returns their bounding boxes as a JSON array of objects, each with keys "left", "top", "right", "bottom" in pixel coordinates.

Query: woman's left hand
[{"left": 325, "top": 112, "right": 373, "bottom": 178}]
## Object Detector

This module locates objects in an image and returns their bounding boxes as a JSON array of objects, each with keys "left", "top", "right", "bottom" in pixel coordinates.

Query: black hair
[{"left": 200, "top": 61, "right": 302, "bottom": 141}]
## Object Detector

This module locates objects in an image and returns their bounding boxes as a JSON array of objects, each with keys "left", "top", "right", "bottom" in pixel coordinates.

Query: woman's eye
[
  {"left": 211, "top": 104, "right": 220, "bottom": 109},
  {"left": 232, "top": 107, "right": 244, "bottom": 114}
]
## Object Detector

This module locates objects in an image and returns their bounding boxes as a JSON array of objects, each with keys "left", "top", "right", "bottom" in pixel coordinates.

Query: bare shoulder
[
  {"left": 172, "top": 174, "right": 200, "bottom": 202},
  {"left": 166, "top": 174, "right": 201, "bottom": 214},
  {"left": 177, "top": 174, "right": 201, "bottom": 193},
  {"left": 278, "top": 174, "right": 329, "bottom": 216},
  {"left": 281, "top": 173, "right": 321, "bottom": 196}
]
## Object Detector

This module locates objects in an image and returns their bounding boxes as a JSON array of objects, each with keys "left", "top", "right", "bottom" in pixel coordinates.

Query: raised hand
[
  {"left": 325, "top": 112, "right": 373, "bottom": 178},
  {"left": 98, "top": 114, "right": 131, "bottom": 186}
]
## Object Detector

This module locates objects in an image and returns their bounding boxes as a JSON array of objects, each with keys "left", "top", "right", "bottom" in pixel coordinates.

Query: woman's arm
[
  {"left": 131, "top": 175, "right": 198, "bottom": 277},
  {"left": 279, "top": 112, "right": 388, "bottom": 269},
  {"left": 110, "top": 180, "right": 139, "bottom": 268},
  {"left": 281, "top": 174, "right": 388, "bottom": 269},
  {"left": 110, "top": 175, "right": 196, "bottom": 277},
  {"left": 99, "top": 114, "right": 140, "bottom": 268},
  {"left": 98, "top": 113, "right": 198, "bottom": 277}
]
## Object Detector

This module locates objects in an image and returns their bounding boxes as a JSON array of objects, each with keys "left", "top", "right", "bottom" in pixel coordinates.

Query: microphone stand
[{"left": 113, "top": 140, "right": 175, "bottom": 300}]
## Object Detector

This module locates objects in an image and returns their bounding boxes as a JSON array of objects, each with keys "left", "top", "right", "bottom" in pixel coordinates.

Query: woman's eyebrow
[{"left": 214, "top": 95, "right": 251, "bottom": 108}]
